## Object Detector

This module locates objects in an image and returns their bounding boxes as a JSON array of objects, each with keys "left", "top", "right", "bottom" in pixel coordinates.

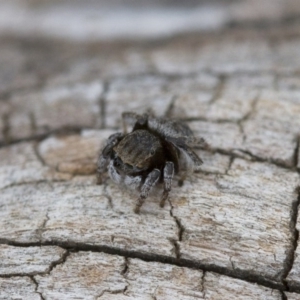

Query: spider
[{"left": 96, "top": 111, "right": 206, "bottom": 213}]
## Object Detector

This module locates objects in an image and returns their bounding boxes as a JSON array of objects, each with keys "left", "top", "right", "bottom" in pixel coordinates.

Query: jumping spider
[{"left": 97, "top": 112, "right": 206, "bottom": 213}]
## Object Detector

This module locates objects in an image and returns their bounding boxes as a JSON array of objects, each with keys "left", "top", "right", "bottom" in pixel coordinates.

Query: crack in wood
[
  {"left": 33, "top": 141, "right": 46, "bottom": 166},
  {"left": 209, "top": 74, "right": 227, "bottom": 105},
  {"left": 242, "top": 92, "right": 260, "bottom": 121},
  {"left": 168, "top": 197, "right": 184, "bottom": 260},
  {"left": 238, "top": 92, "right": 260, "bottom": 144},
  {"left": 103, "top": 180, "right": 114, "bottom": 209},
  {"left": 200, "top": 271, "right": 206, "bottom": 299},
  {"left": 0, "top": 246, "right": 69, "bottom": 279},
  {"left": 0, "top": 67, "right": 286, "bottom": 105},
  {"left": 293, "top": 137, "right": 300, "bottom": 170},
  {"left": 233, "top": 148, "right": 294, "bottom": 170},
  {"left": 120, "top": 257, "right": 130, "bottom": 296},
  {"left": 281, "top": 290, "right": 288, "bottom": 300},
  {"left": 99, "top": 80, "right": 110, "bottom": 129},
  {"left": 0, "top": 179, "right": 66, "bottom": 192},
  {"left": 282, "top": 186, "right": 300, "bottom": 292},
  {"left": 37, "top": 212, "right": 50, "bottom": 242},
  {"left": 225, "top": 156, "right": 235, "bottom": 175},
  {"left": 30, "top": 275, "right": 46, "bottom": 300},
  {"left": 151, "top": 294, "right": 158, "bottom": 300},
  {"left": 0, "top": 119, "right": 297, "bottom": 172},
  {"left": 0, "top": 273, "right": 39, "bottom": 279},
  {"left": 0, "top": 239, "right": 298, "bottom": 293},
  {"left": 121, "top": 257, "right": 129, "bottom": 276},
  {"left": 47, "top": 249, "right": 70, "bottom": 275},
  {"left": 0, "top": 126, "right": 86, "bottom": 148},
  {"left": 97, "top": 288, "right": 129, "bottom": 299}
]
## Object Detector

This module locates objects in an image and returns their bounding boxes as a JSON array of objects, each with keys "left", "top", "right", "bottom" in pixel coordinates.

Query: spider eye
[
  {"left": 150, "top": 149, "right": 155, "bottom": 156},
  {"left": 114, "top": 157, "right": 122, "bottom": 167}
]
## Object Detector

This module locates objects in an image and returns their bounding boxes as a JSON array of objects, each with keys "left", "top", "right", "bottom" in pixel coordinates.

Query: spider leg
[
  {"left": 185, "top": 137, "right": 208, "bottom": 148},
  {"left": 105, "top": 132, "right": 124, "bottom": 150},
  {"left": 160, "top": 161, "right": 174, "bottom": 208},
  {"left": 178, "top": 145, "right": 204, "bottom": 186},
  {"left": 166, "top": 138, "right": 203, "bottom": 186},
  {"left": 108, "top": 160, "right": 122, "bottom": 184},
  {"left": 96, "top": 156, "right": 109, "bottom": 184},
  {"left": 166, "top": 137, "right": 203, "bottom": 176},
  {"left": 96, "top": 132, "right": 123, "bottom": 184},
  {"left": 177, "top": 146, "right": 203, "bottom": 186},
  {"left": 181, "top": 146, "right": 203, "bottom": 171},
  {"left": 134, "top": 168, "right": 161, "bottom": 214},
  {"left": 122, "top": 111, "right": 150, "bottom": 133},
  {"left": 167, "top": 136, "right": 207, "bottom": 149}
]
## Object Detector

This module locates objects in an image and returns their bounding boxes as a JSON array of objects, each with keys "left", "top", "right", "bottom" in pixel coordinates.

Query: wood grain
[{"left": 1, "top": 0, "right": 300, "bottom": 298}]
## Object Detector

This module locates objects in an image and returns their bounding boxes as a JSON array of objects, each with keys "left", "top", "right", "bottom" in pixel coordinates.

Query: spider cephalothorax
[{"left": 97, "top": 112, "right": 206, "bottom": 213}]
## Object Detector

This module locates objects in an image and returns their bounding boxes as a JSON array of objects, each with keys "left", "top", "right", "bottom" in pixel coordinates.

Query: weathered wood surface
[
  {"left": 1, "top": 0, "right": 300, "bottom": 299},
  {"left": 0, "top": 249, "right": 283, "bottom": 300},
  {"left": 0, "top": 245, "right": 66, "bottom": 276}
]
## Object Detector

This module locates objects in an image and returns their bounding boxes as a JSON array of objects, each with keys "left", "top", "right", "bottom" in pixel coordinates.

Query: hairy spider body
[{"left": 97, "top": 112, "right": 206, "bottom": 213}]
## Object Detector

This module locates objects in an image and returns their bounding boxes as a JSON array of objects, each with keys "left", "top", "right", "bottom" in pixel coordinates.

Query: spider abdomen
[{"left": 113, "top": 130, "right": 165, "bottom": 172}]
